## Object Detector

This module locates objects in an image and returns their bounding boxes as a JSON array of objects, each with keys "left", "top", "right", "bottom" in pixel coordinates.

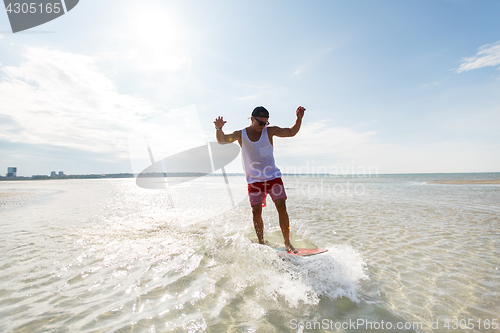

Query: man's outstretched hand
[
  {"left": 296, "top": 106, "right": 306, "bottom": 119},
  {"left": 214, "top": 116, "right": 227, "bottom": 129}
]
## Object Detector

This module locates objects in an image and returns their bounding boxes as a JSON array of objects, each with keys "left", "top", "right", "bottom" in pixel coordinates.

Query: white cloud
[
  {"left": 273, "top": 120, "right": 382, "bottom": 175},
  {"left": 275, "top": 120, "right": 377, "bottom": 159},
  {"left": 421, "top": 81, "right": 439, "bottom": 88},
  {"left": 0, "top": 46, "right": 160, "bottom": 158},
  {"left": 272, "top": 120, "right": 500, "bottom": 174},
  {"left": 290, "top": 46, "right": 335, "bottom": 77},
  {"left": 370, "top": 141, "right": 500, "bottom": 174},
  {"left": 128, "top": 105, "right": 210, "bottom": 175},
  {"left": 456, "top": 41, "right": 500, "bottom": 73},
  {"left": 235, "top": 85, "right": 286, "bottom": 101}
]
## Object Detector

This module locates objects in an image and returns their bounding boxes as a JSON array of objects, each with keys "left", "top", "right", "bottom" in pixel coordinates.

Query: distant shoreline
[
  {"left": 428, "top": 180, "right": 500, "bottom": 185},
  {"left": 0, "top": 172, "right": 245, "bottom": 181},
  {"left": 1, "top": 172, "right": 499, "bottom": 182}
]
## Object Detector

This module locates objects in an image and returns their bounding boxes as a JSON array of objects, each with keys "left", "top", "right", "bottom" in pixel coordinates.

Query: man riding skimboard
[{"left": 214, "top": 106, "right": 305, "bottom": 252}]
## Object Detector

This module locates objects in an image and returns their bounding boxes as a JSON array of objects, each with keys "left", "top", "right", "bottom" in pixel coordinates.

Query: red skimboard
[{"left": 277, "top": 248, "right": 328, "bottom": 257}]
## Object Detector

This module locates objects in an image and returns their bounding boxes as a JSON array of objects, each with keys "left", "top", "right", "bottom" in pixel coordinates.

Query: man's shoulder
[{"left": 266, "top": 125, "right": 281, "bottom": 135}]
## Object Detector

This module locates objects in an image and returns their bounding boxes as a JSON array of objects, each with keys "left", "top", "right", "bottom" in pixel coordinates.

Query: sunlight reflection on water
[{"left": 0, "top": 175, "right": 499, "bottom": 332}]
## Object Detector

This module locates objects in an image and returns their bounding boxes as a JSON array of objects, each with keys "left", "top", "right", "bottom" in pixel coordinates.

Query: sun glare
[{"left": 125, "top": 2, "right": 188, "bottom": 71}]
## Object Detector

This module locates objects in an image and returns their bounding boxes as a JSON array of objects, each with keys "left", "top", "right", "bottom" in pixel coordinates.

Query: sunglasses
[{"left": 254, "top": 118, "right": 269, "bottom": 126}]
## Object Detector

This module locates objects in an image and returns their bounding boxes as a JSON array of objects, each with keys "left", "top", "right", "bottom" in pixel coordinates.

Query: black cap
[{"left": 251, "top": 106, "right": 269, "bottom": 118}]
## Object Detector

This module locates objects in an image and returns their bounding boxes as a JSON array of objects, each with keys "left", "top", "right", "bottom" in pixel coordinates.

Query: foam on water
[{"left": 201, "top": 232, "right": 368, "bottom": 311}]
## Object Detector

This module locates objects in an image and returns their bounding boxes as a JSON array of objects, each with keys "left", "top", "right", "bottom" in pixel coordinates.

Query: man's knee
[
  {"left": 252, "top": 204, "right": 262, "bottom": 216},
  {"left": 274, "top": 198, "right": 287, "bottom": 211}
]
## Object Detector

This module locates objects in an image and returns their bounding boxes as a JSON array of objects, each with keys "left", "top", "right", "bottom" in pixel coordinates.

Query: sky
[{"left": 1, "top": 0, "right": 499, "bottom": 177}]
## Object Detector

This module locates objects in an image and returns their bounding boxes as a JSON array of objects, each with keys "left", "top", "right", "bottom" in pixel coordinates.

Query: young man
[{"left": 214, "top": 106, "right": 306, "bottom": 252}]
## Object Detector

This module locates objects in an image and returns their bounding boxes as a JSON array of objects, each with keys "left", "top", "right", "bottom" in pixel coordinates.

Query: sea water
[{"left": 0, "top": 174, "right": 499, "bottom": 332}]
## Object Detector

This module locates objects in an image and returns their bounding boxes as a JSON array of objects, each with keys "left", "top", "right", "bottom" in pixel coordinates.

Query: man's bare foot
[{"left": 285, "top": 243, "right": 296, "bottom": 253}]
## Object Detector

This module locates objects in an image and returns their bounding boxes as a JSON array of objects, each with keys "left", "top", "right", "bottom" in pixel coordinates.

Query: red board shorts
[{"left": 248, "top": 177, "right": 287, "bottom": 207}]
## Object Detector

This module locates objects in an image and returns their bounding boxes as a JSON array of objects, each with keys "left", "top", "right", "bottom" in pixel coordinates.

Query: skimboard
[{"left": 276, "top": 248, "right": 328, "bottom": 257}]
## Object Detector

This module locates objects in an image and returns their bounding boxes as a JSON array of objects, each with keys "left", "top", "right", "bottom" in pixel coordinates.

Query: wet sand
[
  {"left": 429, "top": 180, "right": 500, "bottom": 184},
  {"left": 0, "top": 192, "right": 32, "bottom": 198}
]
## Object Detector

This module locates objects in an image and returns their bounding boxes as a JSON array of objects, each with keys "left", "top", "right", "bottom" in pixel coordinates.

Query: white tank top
[{"left": 241, "top": 127, "right": 282, "bottom": 183}]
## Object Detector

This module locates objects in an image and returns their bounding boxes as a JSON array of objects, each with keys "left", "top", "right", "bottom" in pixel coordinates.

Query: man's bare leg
[
  {"left": 274, "top": 198, "right": 295, "bottom": 252},
  {"left": 252, "top": 203, "right": 264, "bottom": 244}
]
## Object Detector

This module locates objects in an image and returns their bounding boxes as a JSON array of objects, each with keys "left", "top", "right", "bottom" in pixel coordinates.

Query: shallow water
[{"left": 0, "top": 174, "right": 499, "bottom": 332}]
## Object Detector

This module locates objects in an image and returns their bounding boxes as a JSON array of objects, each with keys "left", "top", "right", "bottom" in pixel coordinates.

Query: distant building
[
  {"left": 58, "top": 171, "right": 64, "bottom": 177},
  {"left": 50, "top": 171, "right": 57, "bottom": 177},
  {"left": 7, "top": 167, "right": 17, "bottom": 177}
]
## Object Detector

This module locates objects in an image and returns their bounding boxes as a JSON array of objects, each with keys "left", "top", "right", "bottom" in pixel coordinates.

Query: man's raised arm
[
  {"left": 270, "top": 106, "right": 306, "bottom": 138},
  {"left": 214, "top": 116, "right": 241, "bottom": 144}
]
